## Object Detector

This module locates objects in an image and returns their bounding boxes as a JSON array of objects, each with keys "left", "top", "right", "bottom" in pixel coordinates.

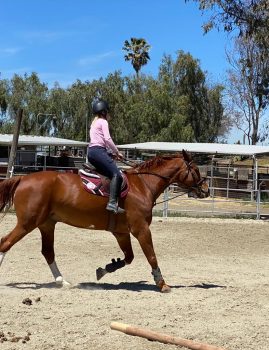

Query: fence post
[
  {"left": 256, "top": 184, "right": 261, "bottom": 220},
  {"left": 227, "top": 162, "right": 230, "bottom": 199},
  {"left": 210, "top": 156, "right": 215, "bottom": 214},
  {"left": 163, "top": 188, "right": 169, "bottom": 218}
]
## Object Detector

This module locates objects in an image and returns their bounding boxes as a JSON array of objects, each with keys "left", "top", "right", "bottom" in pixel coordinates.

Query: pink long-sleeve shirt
[{"left": 89, "top": 118, "right": 118, "bottom": 154}]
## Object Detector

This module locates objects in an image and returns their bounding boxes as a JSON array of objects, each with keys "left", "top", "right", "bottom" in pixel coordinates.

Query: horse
[{"left": 0, "top": 150, "right": 209, "bottom": 292}]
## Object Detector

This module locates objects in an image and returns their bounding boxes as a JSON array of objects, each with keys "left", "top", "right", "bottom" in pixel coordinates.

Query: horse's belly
[
  {"left": 51, "top": 202, "right": 129, "bottom": 232},
  {"left": 51, "top": 178, "right": 129, "bottom": 232}
]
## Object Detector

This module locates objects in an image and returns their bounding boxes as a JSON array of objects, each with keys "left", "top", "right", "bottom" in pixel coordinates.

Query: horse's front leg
[
  {"left": 96, "top": 231, "right": 134, "bottom": 280},
  {"left": 131, "top": 222, "right": 171, "bottom": 293}
]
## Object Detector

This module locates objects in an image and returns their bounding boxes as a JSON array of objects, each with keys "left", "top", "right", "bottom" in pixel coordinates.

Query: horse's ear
[{"left": 182, "top": 149, "right": 192, "bottom": 162}]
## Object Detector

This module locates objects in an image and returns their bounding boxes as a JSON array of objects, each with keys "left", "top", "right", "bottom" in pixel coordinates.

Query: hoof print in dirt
[
  {"left": 10, "top": 336, "right": 22, "bottom": 342},
  {"left": 0, "top": 331, "right": 31, "bottom": 344},
  {"left": 22, "top": 297, "right": 32, "bottom": 306},
  {"left": 0, "top": 332, "right": 7, "bottom": 343},
  {"left": 23, "top": 335, "right": 31, "bottom": 342}
]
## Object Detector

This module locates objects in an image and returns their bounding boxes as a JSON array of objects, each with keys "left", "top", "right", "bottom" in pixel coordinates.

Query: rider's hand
[{"left": 116, "top": 152, "right": 124, "bottom": 160}]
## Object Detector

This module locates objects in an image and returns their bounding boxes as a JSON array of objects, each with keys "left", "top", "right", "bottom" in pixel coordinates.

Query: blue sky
[{"left": 1, "top": 0, "right": 239, "bottom": 142}]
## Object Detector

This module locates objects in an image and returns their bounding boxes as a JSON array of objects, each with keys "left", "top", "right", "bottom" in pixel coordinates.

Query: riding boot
[{"left": 106, "top": 175, "right": 125, "bottom": 214}]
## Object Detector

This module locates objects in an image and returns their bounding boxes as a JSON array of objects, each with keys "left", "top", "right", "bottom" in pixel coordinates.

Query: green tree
[
  {"left": 101, "top": 72, "right": 130, "bottom": 144},
  {"left": 0, "top": 49, "right": 227, "bottom": 144},
  {"left": 0, "top": 77, "right": 8, "bottom": 115},
  {"left": 226, "top": 36, "right": 269, "bottom": 144},
  {"left": 7, "top": 73, "right": 49, "bottom": 135},
  {"left": 48, "top": 84, "right": 72, "bottom": 138},
  {"left": 0, "top": 77, "right": 11, "bottom": 133},
  {"left": 186, "top": 0, "right": 269, "bottom": 105},
  {"left": 185, "top": 0, "right": 269, "bottom": 44},
  {"left": 172, "top": 51, "right": 226, "bottom": 142},
  {"left": 138, "top": 75, "right": 194, "bottom": 142},
  {"left": 123, "top": 38, "right": 151, "bottom": 77}
]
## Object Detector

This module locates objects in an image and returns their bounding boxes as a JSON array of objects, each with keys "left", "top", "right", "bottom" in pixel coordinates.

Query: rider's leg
[
  {"left": 106, "top": 174, "right": 125, "bottom": 214},
  {"left": 88, "top": 146, "right": 125, "bottom": 214}
]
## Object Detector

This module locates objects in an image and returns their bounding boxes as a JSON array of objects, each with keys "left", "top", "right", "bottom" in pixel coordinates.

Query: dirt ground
[{"left": 0, "top": 214, "right": 268, "bottom": 350}]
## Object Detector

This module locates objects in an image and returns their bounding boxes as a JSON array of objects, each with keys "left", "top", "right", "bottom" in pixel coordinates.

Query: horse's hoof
[
  {"left": 55, "top": 276, "right": 72, "bottom": 288},
  {"left": 161, "top": 284, "right": 171, "bottom": 293},
  {"left": 62, "top": 280, "right": 72, "bottom": 288},
  {"left": 96, "top": 267, "right": 107, "bottom": 280}
]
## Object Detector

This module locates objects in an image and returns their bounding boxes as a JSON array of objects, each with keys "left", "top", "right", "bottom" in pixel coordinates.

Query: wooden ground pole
[{"left": 110, "top": 322, "right": 227, "bottom": 350}]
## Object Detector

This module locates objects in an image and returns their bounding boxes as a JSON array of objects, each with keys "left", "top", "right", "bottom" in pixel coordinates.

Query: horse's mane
[{"left": 129, "top": 153, "right": 183, "bottom": 172}]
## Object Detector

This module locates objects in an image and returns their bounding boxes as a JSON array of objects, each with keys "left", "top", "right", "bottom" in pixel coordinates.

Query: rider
[{"left": 87, "top": 99, "right": 125, "bottom": 214}]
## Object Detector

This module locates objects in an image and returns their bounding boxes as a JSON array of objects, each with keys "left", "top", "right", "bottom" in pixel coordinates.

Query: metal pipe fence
[
  {"left": 154, "top": 187, "right": 268, "bottom": 219},
  {"left": 153, "top": 164, "right": 269, "bottom": 220}
]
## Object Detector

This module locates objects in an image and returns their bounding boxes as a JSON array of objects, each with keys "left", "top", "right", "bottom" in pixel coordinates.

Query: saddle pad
[{"left": 79, "top": 169, "right": 129, "bottom": 198}]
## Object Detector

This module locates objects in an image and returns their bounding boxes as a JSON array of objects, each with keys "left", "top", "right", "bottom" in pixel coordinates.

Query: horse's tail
[{"left": 0, "top": 176, "right": 22, "bottom": 212}]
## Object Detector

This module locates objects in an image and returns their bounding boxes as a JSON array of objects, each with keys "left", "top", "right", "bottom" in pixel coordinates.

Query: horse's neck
[
  {"left": 155, "top": 159, "right": 182, "bottom": 183},
  {"left": 140, "top": 159, "right": 182, "bottom": 201}
]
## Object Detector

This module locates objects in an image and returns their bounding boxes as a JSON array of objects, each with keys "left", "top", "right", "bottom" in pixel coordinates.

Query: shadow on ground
[{"left": 4, "top": 281, "right": 226, "bottom": 292}]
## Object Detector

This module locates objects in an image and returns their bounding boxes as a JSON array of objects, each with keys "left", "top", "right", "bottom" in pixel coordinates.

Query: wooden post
[
  {"left": 6, "top": 109, "right": 23, "bottom": 178},
  {"left": 110, "top": 322, "right": 227, "bottom": 350}
]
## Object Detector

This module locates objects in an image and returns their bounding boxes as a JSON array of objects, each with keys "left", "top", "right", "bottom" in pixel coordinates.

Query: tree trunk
[{"left": 6, "top": 109, "right": 23, "bottom": 178}]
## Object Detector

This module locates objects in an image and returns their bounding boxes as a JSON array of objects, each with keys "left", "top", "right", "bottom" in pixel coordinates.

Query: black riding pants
[{"left": 87, "top": 146, "right": 121, "bottom": 179}]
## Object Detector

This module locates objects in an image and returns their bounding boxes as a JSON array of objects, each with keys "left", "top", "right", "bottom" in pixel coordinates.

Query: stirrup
[{"left": 106, "top": 203, "right": 125, "bottom": 214}]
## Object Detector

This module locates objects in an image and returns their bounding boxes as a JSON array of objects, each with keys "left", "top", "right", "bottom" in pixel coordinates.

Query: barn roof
[
  {"left": 118, "top": 142, "right": 269, "bottom": 156},
  {"left": 0, "top": 134, "right": 88, "bottom": 147}
]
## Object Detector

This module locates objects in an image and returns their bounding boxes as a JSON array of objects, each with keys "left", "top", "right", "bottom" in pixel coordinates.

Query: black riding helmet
[{"left": 92, "top": 100, "right": 109, "bottom": 115}]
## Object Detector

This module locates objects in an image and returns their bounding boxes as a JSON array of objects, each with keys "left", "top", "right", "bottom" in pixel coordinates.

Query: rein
[
  {"left": 120, "top": 157, "right": 170, "bottom": 181},
  {"left": 154, "top": 189, "right": 189, "bottom": 206},
  {"left": 129, "top": 171, "right": 170, "bottom": 181}
]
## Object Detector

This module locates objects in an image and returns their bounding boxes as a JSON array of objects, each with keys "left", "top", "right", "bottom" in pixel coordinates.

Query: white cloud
[
  {"left": 0, "top": 67, "right": 32, "bottom": 80},
  {"left": 77, "top": 51, "right": 117, "bottom": 66},
  {"left": 38, "top": 71, "right": 100, "bottom": 88},
  {"left": 0, "top": 47, "right": 21, "bottom": 55},
  {"left": 20, "top": 30, "right": 70, "bottom": 43},
  {"left": 1, "top": 67, "right": 31, "bottom": 75}
]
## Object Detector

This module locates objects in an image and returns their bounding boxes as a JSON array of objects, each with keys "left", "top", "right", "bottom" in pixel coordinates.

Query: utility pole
[{"left": 6, "top": 109, "right": 23, "bottom": 178}]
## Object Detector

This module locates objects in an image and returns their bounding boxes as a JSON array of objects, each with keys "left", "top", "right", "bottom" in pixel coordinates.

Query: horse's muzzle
[{"left": 188, "top": 181, "right": 209, "bottom": 199}]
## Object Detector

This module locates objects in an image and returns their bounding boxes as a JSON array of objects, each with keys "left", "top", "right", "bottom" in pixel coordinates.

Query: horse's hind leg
[
  {"left": 96, "top": 232, "right": 134, "bottom": 280},
  {"left": 0, "top": 224, "right": 30, "bottom": 267},
  {"left": 39, "top": 220, "right": 71, "bottom": 287}
]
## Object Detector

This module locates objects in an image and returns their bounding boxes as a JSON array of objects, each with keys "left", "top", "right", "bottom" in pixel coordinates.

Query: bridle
[
  {"left": 180, "top": 160, "right": 208, "bottom": 198},
  {"left": 182, "top": 160, "right": 205, "bottom": 187}
]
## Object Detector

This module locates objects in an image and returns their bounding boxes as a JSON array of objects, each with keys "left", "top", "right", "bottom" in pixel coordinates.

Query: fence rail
[{"left": 155, "top": 179, "right": 269, "bottom": 220}]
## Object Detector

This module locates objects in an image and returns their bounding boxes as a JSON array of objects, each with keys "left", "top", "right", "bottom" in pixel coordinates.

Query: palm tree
[{"left": 123, "top": 38, "right": 151, "bottom": 77}]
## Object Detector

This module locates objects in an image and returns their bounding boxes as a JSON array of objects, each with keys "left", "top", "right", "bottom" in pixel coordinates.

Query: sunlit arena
[
  {"left": 0, "top": 214, "right": 268, "bottom": 350},
  {"left": 1, "top": 1, "right": 269, "bottom": 350}
]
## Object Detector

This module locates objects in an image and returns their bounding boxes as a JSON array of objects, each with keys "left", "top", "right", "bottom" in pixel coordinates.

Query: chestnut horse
[{"left": 0, "top": 151, "right": 208, "bottom": 292}]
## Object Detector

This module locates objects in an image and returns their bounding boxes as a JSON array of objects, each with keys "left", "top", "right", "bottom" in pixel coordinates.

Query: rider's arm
[{"left": 101, "top": 119, "right": 119, "bottom": 155}]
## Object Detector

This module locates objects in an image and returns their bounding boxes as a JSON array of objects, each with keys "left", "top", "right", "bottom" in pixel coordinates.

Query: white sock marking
[
  {"left": 49, "top": 261, "right": 62, "bottom": 280},
  {"left": 0, "top": 252, "right": 5, "bottom": 266}
]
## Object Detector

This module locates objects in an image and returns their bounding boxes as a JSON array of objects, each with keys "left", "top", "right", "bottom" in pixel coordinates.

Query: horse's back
[
  {"left": 19, "top": 170, "right": 79, "bottom": 184},
  {"left": 14, "top": 171, "right": 84, "bottom": 218},
  {"left": 15, "top": 171, "right": 81, "bottom": 203}
]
